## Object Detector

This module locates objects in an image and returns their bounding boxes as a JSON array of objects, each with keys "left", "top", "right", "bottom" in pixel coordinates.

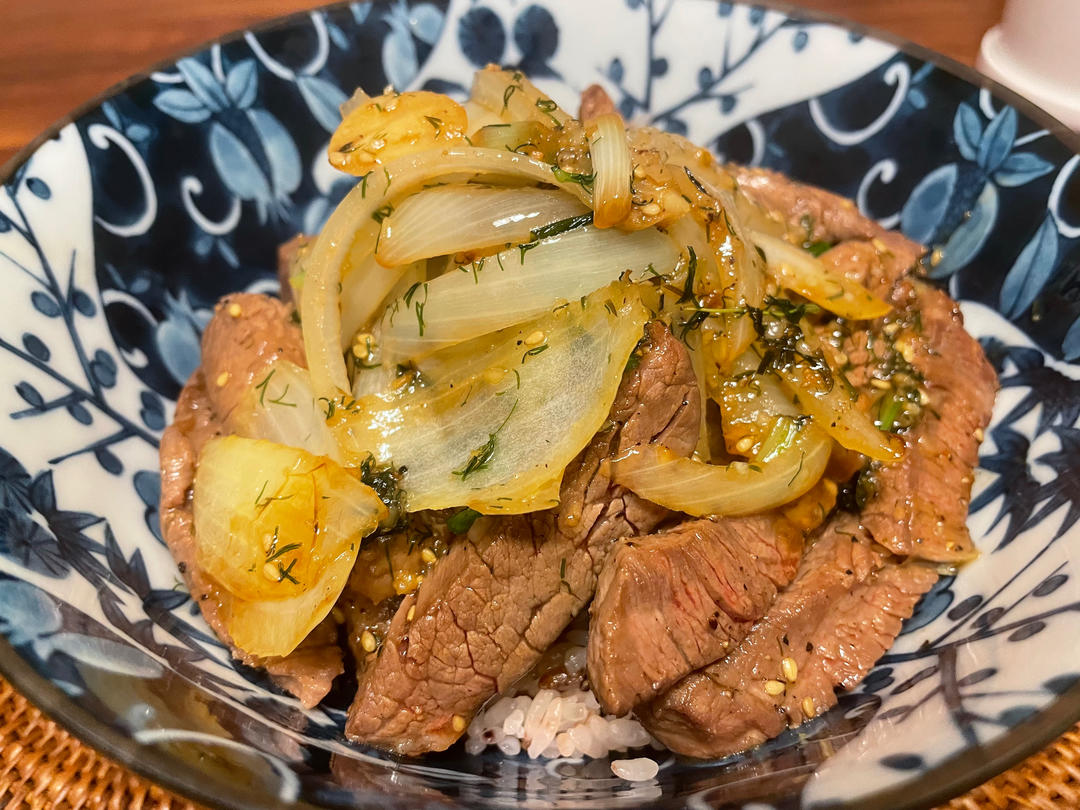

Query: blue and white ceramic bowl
[{"left": 1, "top": 1, "right": 1079, "bottom": 807}]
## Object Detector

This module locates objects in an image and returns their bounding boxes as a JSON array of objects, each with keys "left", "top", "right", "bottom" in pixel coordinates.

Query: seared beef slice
[
  {"left": 159, "top": 294, "right": 343, "bottom": 707},
  {"left": 345, "top": 323, "right": 700, "bottom": 755},
  {"left": 588, "top": 516, "right": 803, "bottom": 716},
  {"left": 639, "top": 518, "right": 938, "bottom": 758}
]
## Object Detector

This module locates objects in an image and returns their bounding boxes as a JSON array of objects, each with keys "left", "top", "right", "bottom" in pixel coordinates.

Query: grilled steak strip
[
  {"left": 638, "top": 517, "right": 938, "bottom": 758},
  {"left": 159, "top": 293, "right": 343, "bottom": 707},
  {"left": 345, "top": 322, "right": 700, "bottom": 755},
  {"left": 588, "top": 516, "right": 803, "bottom": 716}
]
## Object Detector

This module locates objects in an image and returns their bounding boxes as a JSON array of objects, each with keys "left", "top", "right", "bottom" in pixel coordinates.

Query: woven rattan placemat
[{"left": 0, "top": 674, "right": 1074, "bottom": 810}]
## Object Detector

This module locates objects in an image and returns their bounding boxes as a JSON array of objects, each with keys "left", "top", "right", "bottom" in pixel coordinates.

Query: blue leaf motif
[
  {"left": 153, "top": 89, "right": 211, "bottom": 124},
  {"left": 351, "top": 2, "right": 373, "bottom": 24},
  {"left": 176, "top": 57, "right": 228, "bottom": 112},
  {"left": 908, "top": 88, "right": 927, "bottom": 110},
  {"left": 1063, "top": 316, "right": 1080, "bottom": 361},
  {"left": 101, "top": 100, "right": 122, "bottom": 130},
  {"left": 297, "top": 75, "right": 347, "bottom": 133},
  {"left": 901, "top": 163, "right": 958, "bottom": 244},
  {"left": 953, "top": 103, "right": 982, "bottom": 162},
  {"left": 409, "top": 2, "right": 444, "bottom": 45},
  {"left": 71, "top": 289, "right": 95, "bottom": 317},
  {"left": 383, "top": 20, "right": 420, "bottom": 90},
  {"left": 1000, "top": 216, "right": 1060, "bottom": 318},
  {"left": 931, "top": 182, "right": 998, "bottom": 278},
  {"left": 225, "top": 60, "right": 258, "bottom": 109},
  {"left": 608, "top": 58, "right": 624, "bottom": 84},
  {"left": 0, "top": 212, "right": 11, "bottom": 233},
  {"left": 67, "top": 402, "right": 92, "bottom": 425},
  {"left": 698, "top": 67, "right": 713, "bottom": 90},
  {"left": 457, "top": 7, "right": 505, "bottom": 67},
  {"left": 246, "top": 109, "right": 302, "bottom": 197},
  {"left": 0, "top": 581, "right": 61, "bottom": 645},
  {"left": 327, "top": 20, "right": 350, "bottom": 50},
  {"left": 792, "top": 29, "right": 808, "bottom": 51},
  {"left": 651, "top": 57, "right": 669, "bottom": 77},
  {"left": 26, "top": 177, "right": 51, "bottom": 200},
  {"left": 0, "top": 451, "right": 32, "bottom": 512},
  {"left": 976, "top": 107, "right": 1017, "bottom": 174},
  {"left": 15, "top": 382, "right": 43, "bottom": 410},
  {"left": 21, "top": 334, "right": 49, "bottom": 362},
  {"left": 41, "top": 632, "right": 163, "bottom": 679},
  {"left": 31, "top": 291, "right": 61, "bottom": 317},
  {"left": 91, "top": 348, "right": 117, "bottom": 388},
  {"left": 126, "top": 123, "right": 151, "bottom": 142},
  {"left": 208, "top": 122, "right": 273, "bottom": 209},
  {"left": 94, "top": 447, "right": 123, "bottom": 475},
  {"left": 993, "top": 151, "right": 1055, "bottom": 187},
  {"left": 216, "top": 238, "right": 240, "bottom": 268},
  {"left": 139, "top": 391, "right": 164, "bottom": 431},
  {"left": 156, "top": 315, "right": 202, "bottom": 386}
]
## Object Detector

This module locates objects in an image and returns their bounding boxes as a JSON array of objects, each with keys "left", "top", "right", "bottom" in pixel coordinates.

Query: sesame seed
[
  {"left": 215, "top": 371, "right": 230, "bottom": 387},
  {"left": 930, "top": 247, "right": 944, "bottom": 266},
  {"left": 227, "top": 303, "right": 243, "bottom": 318},
  {"left": 919, "top": 388, "right": 931, "bottom": 406},
  {"left": 360, "top": 630, "right": 377, "bottom": 652},
  {"left": 802, "top": 697, "right": 815, "bottom": 718},
  {"left": 407, "top": 605, "right": 416, "bottom": 621},
  {"left": 452, "top": 714, "right": 467, "bottom": 732},
  {"left": 870, "top": 378, "right": 891, "bottom": 390},
  {"left": 524, "top": 330, "right": 546, "bottom": 347},
  {"left": 633, "top": 165, "right": 646, "bottom": 179},
  {"left": 974, "top": 428, "right": 984, "bottom": 442},
  {"left": 735, "top": 436, "right": 755, "bottom": 454},
  {"left": 641, "top": 202, "right": 662, "bottom": 217},
  {"left": 483, "top": 367, "right": 505, "bottom": 385},
  {"left": 883, "top": 322, "right": 901, "bottom": 337},
  {"left": 871, "top": 237, "right": 889, "bottom": 253},
  {"left": 331, "top": 608, "right": 345, "bottom": 624},
  {"left": 833, "top": 351, "right": 849, "bottom": 366},
  {"left": 764, "top": 680, "right": 786, "bottom": 696},
  {"left": 421, "top": 548, "right": 437, "bottom": 564},
  {"left": 262, "top": 562, "right": 279, "bottom": 581},
  {"left": 781, "top": 657, "right": 798, "bottom": 683}
]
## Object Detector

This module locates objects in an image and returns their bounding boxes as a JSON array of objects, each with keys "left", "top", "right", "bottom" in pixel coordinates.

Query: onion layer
[
  {"left": 375, "top": 186, "right": 588, "bottom": 267},
  {"left": 588, "top": 114, "right": 632, "bottom": 228},
  {"left": 301, "top": 146, "right": 598, "bottom": 398},
  {"left": 751, "top": 231, "right": 891, "bottom": 320},
  {"left": 609, "top": 420, "right": 832, "bottom": 517},
  {"left": 193, "top": 436, "right": 386, "bottom": 657},
  {"left": 334, "top": 283, "right": 649, "bottom": 514},
  {"left": 378, "top": 223, "right": 678, "bottom": 363}
]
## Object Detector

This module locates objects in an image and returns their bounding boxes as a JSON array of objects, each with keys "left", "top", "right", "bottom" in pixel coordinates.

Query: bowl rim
[{"left": 1, "top": 1, "right": 1078, "bottom": 809}]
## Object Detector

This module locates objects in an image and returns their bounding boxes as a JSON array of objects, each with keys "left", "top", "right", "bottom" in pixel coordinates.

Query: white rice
[{"left": 463, "top": 644, "right": 662, "bottom": 781}]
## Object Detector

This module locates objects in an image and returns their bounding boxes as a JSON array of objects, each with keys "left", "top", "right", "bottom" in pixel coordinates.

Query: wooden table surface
[{"left": 1, "top": 0, "right": 1006, "bottom": 169}]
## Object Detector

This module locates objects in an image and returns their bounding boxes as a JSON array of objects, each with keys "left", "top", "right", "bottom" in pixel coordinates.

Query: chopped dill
[
  {"left": 552, "top": 166, "right": 595, "bottom": 193},
  {"left": 254, "top": 370, "right": 275, "bottom": 406},
  {"left": 424, "top": 115, "right": 443, "bottom": 133},
  {"left": 521, "top": 344, "right": 548, "bottom": 363},
  {"left": 453, "top": 400, "right": 517, "bottom": 479},
  {"left": 530, "top": 212, "right": 594, "bottom": 241},
  {"left": 268, "top": 384, "right": 296, "bottom": 408},
  {"left": 372, "top": 203, "right": 394, "bottom": 224},
  {"left": 266, "top": 542, "right": 301, "bottom": 563},
  {"left": 253, "top": 480, "right": 268, "bottom": 508},
  {"left": 448, "top": 507, "right": 481, "bottom": 534},
  {"left": 277, "top": 558, "right": 299, "bottom": 584},
  {"left": 678, "top": 246, "right": 698, "bottom": 303}
]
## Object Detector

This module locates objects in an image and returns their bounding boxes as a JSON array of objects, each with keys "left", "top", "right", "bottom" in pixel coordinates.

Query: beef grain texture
[
  {"left": 159, "top": 293, "right": 342, "bottom": 707},
  {"left": 639, "top": 517, "right": 939, "bottom": 758},
  {"left": 345, "top": 322, "right": 701, "bottom": 755},
  {"left": 588, "top": 516, "right": 803, "bottom": 716}
]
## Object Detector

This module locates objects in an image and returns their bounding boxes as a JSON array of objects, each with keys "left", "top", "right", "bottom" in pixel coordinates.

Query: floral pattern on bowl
[{"left": 1, "top": 1, "right": 1079, "bottom": 808}]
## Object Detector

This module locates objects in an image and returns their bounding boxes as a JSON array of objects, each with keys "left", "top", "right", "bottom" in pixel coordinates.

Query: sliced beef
[
  {"left": 579, "top": 84, "right": 619, "bottom": 123},
  {"left": 638, "top": 517, "right": 938, "bottom": 758},
  {"left": 858, "top": 282, "right": 997, "bottom": 562},
  {"left": 732, "top": 166, "right": 921, "bottom": 272},
  {"left": 587, "top": 516, "right": 803, "bottom": 716},
  {"left": 344, "top": 322, "right": 701, "bottom": 755},
  {"left": 159, "top": 293, "right": 342, "bottom": 707}
]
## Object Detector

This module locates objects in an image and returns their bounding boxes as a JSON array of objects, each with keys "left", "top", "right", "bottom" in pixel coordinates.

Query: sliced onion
[
  {"left": 470, "top": 121, "right": 551, "bottom": 153},
  {"left": 751, "top": 230, "right": 891, "bottom": 320},
  {"left": 334, "top": 283, "right": 649, "bottom": 513},
  {"left": 588, "top": 114, "right": 632, "bottom": 228},
  {"left": 301, "top": 146, "right": 597, "bottom": 398},
  {"left": 378, "top": 224, "right": 678, "bottom": 363},
  {"left": 193, "top": 436, "right": 386, "bottom": 657},
  {"left": 227, "top": 360, "right": 339, "bottom": 460},
  {"left": 375, "top": 186, "right": 588, "bottom": 267},
  {"left": 713, "top": 351, "right": 799, "bottom": 457},
  {"left": 470, "top": 67, "right": 573, "bottom": 129},
  {"left": 609, "top": 420, "right": 832, "bottom": 517},
  {"left": 340, "top": 255, "right": 421, "bottom": 349},
  {"left": 773, "top": 323, "right": 902, "bottom": 462}
]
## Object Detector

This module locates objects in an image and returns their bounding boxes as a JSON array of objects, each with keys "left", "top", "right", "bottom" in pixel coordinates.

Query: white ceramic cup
[{"left": 977, "top": 0, "right": 1080, "bottom": 130}]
